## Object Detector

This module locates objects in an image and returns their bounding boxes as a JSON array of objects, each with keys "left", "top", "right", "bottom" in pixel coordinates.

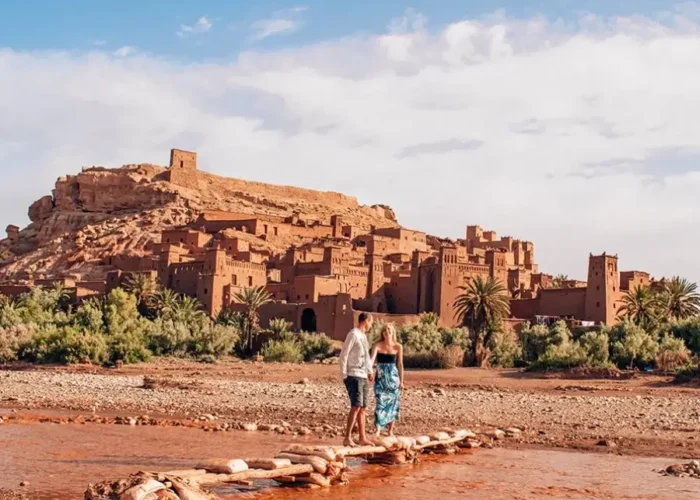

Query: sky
[{"left": 1, "top": 1, "right": 700, "bottom": 283}]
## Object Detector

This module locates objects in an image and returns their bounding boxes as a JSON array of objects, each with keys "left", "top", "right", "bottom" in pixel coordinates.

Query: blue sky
[
  {"left": 2, "top": 1, "right": 700, "bottom": 282},
  {"left": 0, "top": 0, "right": 683, "bottom": 58}
]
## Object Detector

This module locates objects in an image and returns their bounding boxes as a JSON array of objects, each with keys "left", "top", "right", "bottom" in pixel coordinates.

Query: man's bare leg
[
  {"left": 387, "top": 420, "right": 395, "bottom": 436},
  {"left": 344, "top": 407, "right": 361, "bottom": 447},
  {"left": 357, "top": 407, "right": 373, "bottom": 446}
]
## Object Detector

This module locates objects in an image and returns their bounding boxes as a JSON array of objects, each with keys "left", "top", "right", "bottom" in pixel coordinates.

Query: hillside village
[{"left": 0, "top": 149, "right": 663, "bottom": 339}]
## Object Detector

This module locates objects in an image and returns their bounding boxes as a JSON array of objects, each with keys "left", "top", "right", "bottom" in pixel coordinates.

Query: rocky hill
[{"left": 0, "top": 163, "right": 398, "bottom": 281}]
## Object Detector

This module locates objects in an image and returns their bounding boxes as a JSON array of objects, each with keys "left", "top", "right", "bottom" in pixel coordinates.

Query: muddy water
[{"left": 1, "top": 422, "right": 698, "bottom": 500}]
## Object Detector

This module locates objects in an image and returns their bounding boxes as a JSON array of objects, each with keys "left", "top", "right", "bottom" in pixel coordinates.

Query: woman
[{"left": 371, "top": 323, "right": 404, "bottom": 436}]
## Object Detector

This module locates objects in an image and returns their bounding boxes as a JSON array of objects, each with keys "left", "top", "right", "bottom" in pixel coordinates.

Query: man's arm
[{"left": 338, "top": 332, "right": 356, "bottom": 380}]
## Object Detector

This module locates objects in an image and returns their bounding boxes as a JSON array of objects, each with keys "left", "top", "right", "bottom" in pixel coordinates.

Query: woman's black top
[{"left": 377, "top": 352, "right": 397, "bottom": 364}]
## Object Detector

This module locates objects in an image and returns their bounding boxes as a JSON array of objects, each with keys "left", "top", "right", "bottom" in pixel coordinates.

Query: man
[{"left": 339, "top": 312, "right": 374, "bottom": 447}]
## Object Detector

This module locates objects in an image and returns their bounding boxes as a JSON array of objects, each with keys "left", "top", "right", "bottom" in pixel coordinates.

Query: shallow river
[{"left": 1, "top": 420, "right": 698, "bottom": 499}]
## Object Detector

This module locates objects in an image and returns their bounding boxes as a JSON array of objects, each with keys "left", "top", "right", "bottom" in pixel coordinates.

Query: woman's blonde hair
[{"left": 382, "top": 323, "right": 397, "bottom": 343}]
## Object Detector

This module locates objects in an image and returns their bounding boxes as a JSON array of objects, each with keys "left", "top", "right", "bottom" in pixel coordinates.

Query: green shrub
[
  {"left": 441, "top": 327, "right": 471, "bottom": 351},
  {"left": 668, "top": 317, "right": 700, "bottom": 356},
  {"left": 579, "top": 330, "right": 610, "bottom": 366},
  {"left": 403, "top": 351, "right": 441, "bottom": 369},
  {"left": 0, "top": 324, "right": 34, "bottom": 363},
  {"left": 189, "top": 324, "right": 239, "bottom": 357},
  {"left": 488, "top": 329, "right": 522, "bottom": 368},
  {"left": 673, "top": 364, "right": 700, "bottom": 384},
  {"left": 655, "top": 335, "right": 691, "bottom": 372},
  {"left": 400, "top": 323, "right": 442, "bottom": 352},
  {"left": 148, "top": 318, "right": 192, "bottom": 356},
  {"left": 611, "top": 323, "right": 658, "bottom": 369},
  {"left": 260, "top": 338, "right": 303, "bottom": 363},
  {"left": 519, "top": 323, "right": 551, "bottom": 364},
  {"left": 298, "top": 332, "right": 334, "bottom": 362},
  {"left": 436, "top": 345, "right": 464, "bottom": 369},
  {"left": 108, "top": 326, "right": 152, "bottom": 365}
]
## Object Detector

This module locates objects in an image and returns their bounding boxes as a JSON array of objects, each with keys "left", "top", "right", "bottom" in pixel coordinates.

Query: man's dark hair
[{"left": 358, "top": 312, "right": 371, "bottom": 324}]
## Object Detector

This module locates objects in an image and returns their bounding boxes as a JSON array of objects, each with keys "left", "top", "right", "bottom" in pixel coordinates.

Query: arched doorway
[{"left": 300, "top": 308, "right": 317, "bottom": 332}]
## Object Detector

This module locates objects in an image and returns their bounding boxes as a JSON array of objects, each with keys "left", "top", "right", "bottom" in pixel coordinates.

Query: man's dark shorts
[{"left": 344, "top": 376, "right": 369, "bottom": 408}]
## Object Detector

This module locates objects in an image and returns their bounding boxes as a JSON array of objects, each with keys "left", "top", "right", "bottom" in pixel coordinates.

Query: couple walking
[{"left": 339, "top": 312, "right": 404, "bottom": 447}]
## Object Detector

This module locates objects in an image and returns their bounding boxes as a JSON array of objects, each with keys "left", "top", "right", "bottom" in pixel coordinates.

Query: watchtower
[{"left": 166, "top": 148, "right": 198, "bottom": 189}]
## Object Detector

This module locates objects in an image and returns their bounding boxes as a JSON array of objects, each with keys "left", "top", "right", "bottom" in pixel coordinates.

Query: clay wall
[
  {"left": 538, "top": 288, "right": 587, "bottom": 319},
  {"left": 162, "top": 230, "right": 212, "bottom": 249},
  {"left": 289, "top": 275, "right": 340, "bottom": 303},
  {"left": 385, "top": 273, "right": 419, "bottom": 314},
  {"left": 169, "top": 261, "right": 204, "bottom": 297},
  {"left": 620, "top": 271, "right": 651, "bottom": 291},
  {"left": 0, "top": 284, "right": 32, "bottom": 297},
  {"left": 372, "top": 227, "right": 428, "bottom": 254}
]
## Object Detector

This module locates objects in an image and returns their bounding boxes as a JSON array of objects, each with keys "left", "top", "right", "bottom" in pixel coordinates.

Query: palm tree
[
  {"left": 123, "top": 273, "right": 158, "bottom": 313},
  {"left": 268, "top": 317, "right": 293, "bottom": 337},
  {"left": 233, "top": 286, "right": 272, "bottom": 355},
  {"left": 163, "top": 295, "right": 206, "bottom": 323},
  {"left": 550, "top": 274, "right": 570, "bottom": 288},
  {"left": 152, "top": 288, "right": 178, "bottom": 313},
  {"left": 454, "top": 276, "right": 510, "bottom": 365},
  {"left": 661, "top": 276, "right": 700, "bottom": 321},
  {"left": 617, "top": 285, "right": 660, "bottom": 329}
]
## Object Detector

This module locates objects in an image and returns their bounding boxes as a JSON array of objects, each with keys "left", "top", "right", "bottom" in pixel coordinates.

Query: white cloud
[
  {"left": 113, "top": 45, "right": 137, "bottom": 57},
  {"left": 91, "top": 40, "right": 106, "bottom": 47},
  {"left": 250, "top": 6, "right": 308, "bottom": 41},
  {"left": 3, "top": 5, "right": 700, "bottom": 284},
  {"left": 177, "top": 16, "right": 212, "bottom": 38}
]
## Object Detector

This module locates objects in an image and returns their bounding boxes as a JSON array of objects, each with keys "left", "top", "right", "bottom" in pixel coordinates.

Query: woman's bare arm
[{"left": 397, "top": 344, "right": 404, "bottom": 389}]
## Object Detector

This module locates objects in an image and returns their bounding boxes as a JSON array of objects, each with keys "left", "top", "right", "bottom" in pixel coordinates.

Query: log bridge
[{"left": 84, "top": 428, "right": 485, "bottom": 499}]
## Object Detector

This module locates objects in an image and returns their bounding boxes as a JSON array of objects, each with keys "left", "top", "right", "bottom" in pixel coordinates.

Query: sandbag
[
  {"left": 243, "top": 458, "right": 292, "bottom": 470},
  {"left": 429, "top": 431, "right": 451, "bottom": 441},
  {"left": 194, "top": 458, "right": 248, "bottom": 474},
  {"left": 296, "top": 472, "right": 331, "bottom": 487},
  {"left": 414, "top": 436, "right": 431, "bottom": 445},
  {"left": 282, "top": 445, "right": 337, "bottom": 462},
  {"left": 370, "top": 435, "right": 398, "bottom": 450},
  {"left": 451, "top": 429, "right": 469, "bottom": 440},
  {"left": 395, "top": 436, "right": 416, "bottom": 450},
  {"left": 276, "top": 453, "right": 328, "bottom": 474},
  {"left": 119, "top": 479, "right": 166, "bottom": 500}
]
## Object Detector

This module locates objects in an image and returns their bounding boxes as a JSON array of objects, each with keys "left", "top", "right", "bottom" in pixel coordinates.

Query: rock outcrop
[{"left": 0, "top": 162, "right": 398, "bottom": 281}]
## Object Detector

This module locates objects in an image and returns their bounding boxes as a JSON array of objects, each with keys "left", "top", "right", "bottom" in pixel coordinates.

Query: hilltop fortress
[{"left": 0, "top": 149, "right": 659, "bottom": 339}]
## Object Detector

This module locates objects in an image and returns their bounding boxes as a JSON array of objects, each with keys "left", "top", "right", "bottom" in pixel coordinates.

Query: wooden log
[
  {"left": 194, "top": 458, "right": 248, "bottom": 474},
  {"left": 282, "top": 444, "right": 337, "bottom": 461},
  {"left": 243, "top": 458, "right": 292, "bottom": 470},
  {"left": 169, "top": 478, "right": 215, "bottom": 500},
  {"left": 275, "top": 453, "right": 328, "bottom": 474},
  {"left": 332, "top": 445, "right": 387, "bottom": 458},
  {"left": 119, "top": 479, "right": 167, "bottom": 500},
  {"left": 192, "top": 464, "right": 315, "bottom": 487},
  {"left": 158, "top": 469, "right": 207, "bottom": 479}
]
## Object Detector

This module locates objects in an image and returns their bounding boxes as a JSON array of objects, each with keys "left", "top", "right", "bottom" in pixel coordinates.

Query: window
[
  {"left": 274, "top": 227, "right": 278, "bottom": 236},
  {"left": 232, "top": 275, "right": 237, "bottom": 285},
  {"left": 596, "top": 302, "right": 600, "bottom": 308},
  {"left": 204, "top": 288, "right": 208, "bottom": 295},
  {"left": 596, "top": 285, "right": 600, "bottom": 291},
  {"left": 180, "top": 160, "right": 184, "bottom": 168},
  {"left": 248, "top": 276, "right": 253, "bottom": 286},
  {"left": 305, "top": 294, "right": 310, "bottom": 300},
  {"left": 263, "top": 224, "right": 268, "bottom": 234}
]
